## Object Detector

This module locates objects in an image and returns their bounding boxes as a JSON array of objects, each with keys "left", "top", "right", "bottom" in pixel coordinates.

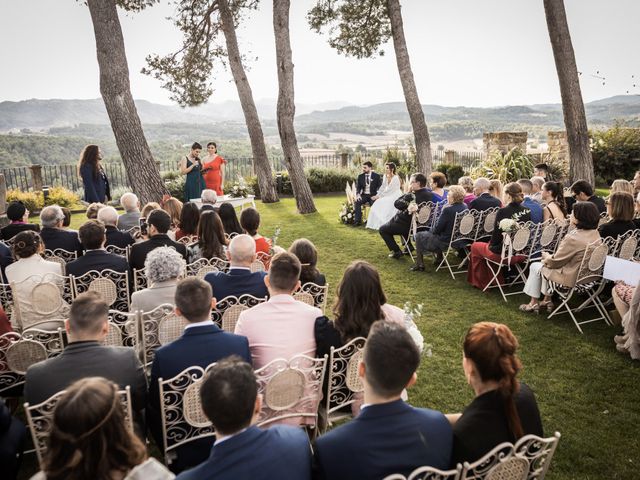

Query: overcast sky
[{"left": 1, "top": 0, "right": 638, "bottom": 107}]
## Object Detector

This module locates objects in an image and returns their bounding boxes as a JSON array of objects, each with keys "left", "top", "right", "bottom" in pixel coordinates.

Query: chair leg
[{"left": 482, "top": 261, "right": 508, "bottom": 302}]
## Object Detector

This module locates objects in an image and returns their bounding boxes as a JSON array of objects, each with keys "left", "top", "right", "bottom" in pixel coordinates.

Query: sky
[{"left": 0, "top": 0, "right": 638, "bottom": 108}]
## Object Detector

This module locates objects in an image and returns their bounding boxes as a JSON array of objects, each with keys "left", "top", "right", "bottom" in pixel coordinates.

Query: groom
[{"left": 353, "top": 161, "right": 382, "bottom": 226}]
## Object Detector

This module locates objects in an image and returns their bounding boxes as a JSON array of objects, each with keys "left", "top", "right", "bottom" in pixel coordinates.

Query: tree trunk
[
  {"left": 273, "top": 0, "right": 317, "bottom": 214},
  {"left": 219, "top": 0, "right": 279, "bottom": 203},
  {"left": 543, "top": 0, "right": 593, "bottom": 185},
  {"left": 387, "top": 0, "right": 432, "bottom": 177},
  {"left": 86, "top": 0, "right": 167, "bottom": 204}
]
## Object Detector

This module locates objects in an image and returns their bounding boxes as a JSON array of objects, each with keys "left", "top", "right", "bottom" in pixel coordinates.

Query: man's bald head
[{"left": 228, "top": 234, "right": 256, "bottom": 266}]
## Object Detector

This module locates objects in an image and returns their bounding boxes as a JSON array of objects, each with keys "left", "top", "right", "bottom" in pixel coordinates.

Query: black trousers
[
  {"left": 354, "top": 195, "right": 373, "bottom": 224},
  {"left": 379, "top": 221, "right": 411, "bottom": 253}
]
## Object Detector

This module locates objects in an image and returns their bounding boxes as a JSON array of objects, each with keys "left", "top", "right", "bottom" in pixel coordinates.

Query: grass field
[{"left": 34, "top": 196, "right": 640, "bottom": 478}]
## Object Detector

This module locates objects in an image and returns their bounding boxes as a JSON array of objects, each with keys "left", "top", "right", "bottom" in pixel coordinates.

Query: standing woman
[
  {"left": 78, "top": 144, "right": 110, "bottom": 203},
  {"left": 202, "top": 142, "right": 226, "bottom": 196},
  {"left": 180, "top": 142, "right": 206, "bottom": 202}
]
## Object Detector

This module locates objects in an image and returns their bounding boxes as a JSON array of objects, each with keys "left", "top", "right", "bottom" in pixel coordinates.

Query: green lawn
[{"left": 60, "top": 196, "right": 639, "bottom": 479}]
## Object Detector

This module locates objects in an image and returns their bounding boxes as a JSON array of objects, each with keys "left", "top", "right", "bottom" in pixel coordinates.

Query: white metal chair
[
  {"left": 474, "top": 207, "right": 499, "bottom": 242},
  {"left": 255, "top": 354, "right": 327, "bottom": 432},
  {"left": 133, "top": 267, "right": 148, "bottom": 291},
  {"left": 403, "top": 202, "right": 434, "bottom": 261},
  {"left": 71, "top": 269, "right": 130, "bottom": 312},
  {"left": 383, "top": 465, "right": 462, "bottom": 480},
  {"left": 294, "top": 282, "right": 329, "bottom": 312},
  {"left": 0, "top": 282, "right": 14, "bottom": 319},
  {"left": 250, "top": 252, "right": 271, "bottom": 273},
  {"left": 211, "top": 294, "right": 267, "bottom": 330},
  {"left": 138, "top": 304, "right": 187, "bottom": 368},
  {"left": 612, "top": 229, "right": 640, "bottom": 260},
  {"left": 177, "top": 235, "right": 198, "bottom": 246},
  {"left": 186, "top": 257, "right": 230, "bottom": 278},
  {"left": 105, "top": 244, "right": 130, "bottom": 258},
  {"left": 436, "top": 209, "right": 481, "bottom": 279},
  {"left": 158, "top": 364, "right": 217, "bottom": 465},
  {"left": 43, "top": 248, "right": 77, "bottom": 263},
  {"left": 24, "top": 386, "right": 133, "bottom": 467},
  {"left": 320, "top": 336, "right": 367, "bottom": 432},
  {"left": 459, "top": 432, "right": 561, "bottom": 480},
  {"left": 107, "top": 310, "right": 139, "bottom": 348}
]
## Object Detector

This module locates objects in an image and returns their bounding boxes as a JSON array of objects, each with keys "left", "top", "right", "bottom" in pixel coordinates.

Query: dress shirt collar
[
  {"left": 229, "top": 266, "right": 251, "bottom": 272},
  {"left": 268, "top": 293, "right": 295, "bottom": 303},
  {"left": 184, "top": 319, "right": 215, "bottom": 330},
  {"left": 356, "top": 398, "right": 409, "bottom": 420}
]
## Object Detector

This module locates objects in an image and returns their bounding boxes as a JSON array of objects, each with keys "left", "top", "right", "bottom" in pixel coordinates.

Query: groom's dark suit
[
  {"left": 354, "top": 171, "right": 382, "bottom": 224},
  {"left": 379, "top": 187, "right": 434, "bottom": 254}
]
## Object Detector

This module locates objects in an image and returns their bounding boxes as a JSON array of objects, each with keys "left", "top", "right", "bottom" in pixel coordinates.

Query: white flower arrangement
[
  {"left": 228, "top": 176, "right": 252, "bottom": 198},
  {"left": 339, "top": 202, "right": 355, "bottom": 224},
  {"left": 499, "top": 218, "right": 517, "bottom": 233},
  {"left": 407, "top": 200, "right": 419, "bottom": 214}
]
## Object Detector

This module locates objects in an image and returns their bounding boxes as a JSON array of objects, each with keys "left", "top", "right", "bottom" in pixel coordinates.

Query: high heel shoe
[{"left": 519, "top": 303, "right": 540, "bottom": 313}]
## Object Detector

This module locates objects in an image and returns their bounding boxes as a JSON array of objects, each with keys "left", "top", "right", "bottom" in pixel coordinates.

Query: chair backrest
[
  {"left": 410, "top": 202, "right": 434, "bottom": 237},
  {"left": 10, "top": 273, "right": 72, "bottom": 331},
  {"left": 0, "top": 282, "right": 14, "bottom": 319},
  {"left": 71, "top": 269, "right": 130, "bottom": 312},
  {"left": 138, "top": 303, "right": 182, "bottom": 367},
  {"left": 158, "top": 364, "right": 216, "bottom": 460},
  {"left": 499, "top": 222, "right": 536, "bottom": 263},
  {"left": 598, "top": 212, "right": 610, "bottom": 227},
  {"left": 255, "top": 354, "right": 327, "bottom": 429},
  {"left": 383, "top": 465, "right": 462, "bottom": 480},
  {"left": 107, "top": 310, "right": 139, "bottom": 348},
  {"left": 177, "top": 235, "right": 197, "bottom": 245},
  {"left": 460, "top": 432, "right": 561, "bottom": 480},
  {"left": 211, "top": 294, "right": 267, "bottom": 326},
  {"left": 251, "top": 252, "right": 271, "bottom": 273},
  {"left": 325, "top": 336, "right": 367, "bottom": 416},
  {"left": 105, "top": 244, "right": 129, "bottom": 258},
  {"left": 476, "top": 207, "right": 499, "bottom": 241},
  {"left": 133, "top": 267, "right": 148, "bottom": 291},
  {"left": 575, "top": 237, "right": 614, "bottom": 285},
  {"left": 186, "top": 257, "right": 230, "bottom": 278},
  {"left": 535, "top": 220, "right": 568, "bottom": 257},
  {"left": 221, "top": 304, "right": 249, "bottom": 332},
  {"left": 43, "top": 248, "right": 78, "bottom": 264},
  {"left": 294, "top": 282, "right": 329, "bottom": 313},
  {"left": 24, "top": 386, "right": 133, "bottom": 468},
  {"left": 613, "top": 229, "right": 640, "bottom": 260},
  {"left": 450, "top": 209, "right": 481, "bottom": 247}
]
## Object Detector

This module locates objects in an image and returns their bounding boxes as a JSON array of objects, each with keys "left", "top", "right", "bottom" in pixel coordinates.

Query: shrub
[
  {"left": 247, "top": 167, "right": 357, "bottom": 199},
  {"left": 591, "top": 126, "right": 640, "bottom": 185},
  {"left": 471, "top": 148, "right": 534, "bottom": 183},
  {"left": 436, "top": 164, "right": 466, "bottom": 185},
  {"left": 45, "top": 186, "right": 80, "bottom": 208},
  {"left": 6, "top": 189, "right": 43, "bottom": 212},
  {"left": 164, "top": 172, "right": 186, "bottom": 202}
]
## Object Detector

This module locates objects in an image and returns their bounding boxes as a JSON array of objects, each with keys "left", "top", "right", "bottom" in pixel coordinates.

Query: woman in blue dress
[
  {"left": 180, "top": 142, "right": 206, "bottom": 202},
  {"left": 430, "top": 171, "right": 449, "bottom": 203}
]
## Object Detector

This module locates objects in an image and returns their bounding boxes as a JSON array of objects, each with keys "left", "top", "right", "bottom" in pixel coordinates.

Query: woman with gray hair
[{"left": 131, "top": 246, "right": 186, "bottom": 312}]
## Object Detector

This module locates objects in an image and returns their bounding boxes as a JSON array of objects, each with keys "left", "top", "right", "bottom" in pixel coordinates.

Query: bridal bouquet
[
  {"left": 499, "top": 210, "right": 529, "bottom": 233},
  {"left": 339, "top": 202, "right": 355, "bottom": 225},
  {"left": 229, "top": 177, "right": 252, "bottom": 198}
]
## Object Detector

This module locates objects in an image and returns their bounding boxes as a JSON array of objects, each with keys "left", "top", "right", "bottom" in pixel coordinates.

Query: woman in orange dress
[{"left": 202, "top": 142, "right": 226, "bottom": 195}]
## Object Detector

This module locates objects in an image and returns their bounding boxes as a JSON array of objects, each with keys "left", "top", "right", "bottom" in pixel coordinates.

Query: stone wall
[
  {"left": 546, "top": 131, "right": 568, "bottom": 164},
  {"left": 483, "top": 132, "right": 528, "bottom": 158}
]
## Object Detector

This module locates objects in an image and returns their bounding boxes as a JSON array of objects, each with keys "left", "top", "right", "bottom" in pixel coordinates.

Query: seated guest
[
  {"left": 0, "top": 397, "right": 26, "bottom": 480},
  {"left": 520, "top": 202, "right": 600, "bottom": 312},
  {"left": 430, "top": 171, "right": 448, "bottom": 203},
  {"left": 517, "top": 179, "right": 543, "bottom": 224},
  {"left": 0, "top": 200, "right": 39, "bottom": 241},
  {"left": 131, "top": 247, "right": 185, "bottom": 313},
  {"left": 175, "top": 202, "right": 200, "bottom": 241},
  {"left": 188, "top": 210, "right": 226, "bottom": 263},
  {"left": 204, "top": 234, "right": 268, "bottom": 300},
  {"left": 469, "top": 177, "right": 502, "bottom": 211},
  {"left": 240, "top": 207, "right": 270, "bottom": 255},
  {"left": 98, "top": 206, "right": 135, "bottom": 249},
  {"left": 149, "top": 278, "right": 251, "bottom": 473},
  {"left": 458, "top": 176, "right": 476, "bottom": 206},
  {"left": 534, "top": 163, "right": 549, "bottom": 179},
  {"left": 289, "top": 238, "right": 325, "bottom": 286},
  {"left": 315, "top": 260, "right": 422, "bottom": 359},
  {"left": 541, "top": 181, "right": 567, "bottom": 222},
  {"left": 235, "top": 252, "right": 320, "bottom": 368},
  {"left": 467, "top": 183, "right": 531, "bottom": 290},
  {"left": 162, "top": 197, "right": 183, "bottom": 232},
  {"left": 61, "top": 207, "right": 73, "bottom": 230},
  {"left": 118, "top": 192, "right": 142, "bottom": 231},
  {"left": 448, "top": 322, "right": 543, "bottom": 466},
  {"left": 568, "top": 180, "right": 606, "bottom": 214},
  {"left": 379, "top": 173, "right": 434, "bottom": 259},
  {"left": 200, "top": 189, "right": 218, "bottom": 212},
  {"left": 86, "top": 202, "right": 106, "bottom": 220},
  {"left": 613, "top": 280, "right": 640, "bottom": 358},
  {"left": 129, "top": 210, "right": 188, "bottom": 271},
  {"left": 66, "top": 220, "right": 129, "bottom": 278},
  {"left": 24, "top": 292, "right": 147, "bottom": 434},
  {"left": 5, "top": 231, "right": 63, "bottom": 329},
  {"left": 141, "top": 201, "right": 161, "bottom": 219},
  {"left": 0, "top": 241, "right": 13, "bottom": 283},
  {"left": 610, "top": 179, "right": 635, "bottom": 196},
  {"left": 218, "top": 202, "right": 243, "bottom": 236},
  {"left": 489, "top": 179, "right": 503, "bottom": 206},
  {"left": 39, "top": 205, "right": 82, "bottom": 255},
  {"left": 599, "top": 192, "right": 636, "bottom": 239},
  {"left": 176, "top": 357, "right": 312, "bottom": 480},
  {"left": 313, "top": 321, "right": 452, "bottom": 479},
  {"left": 530, "top": 176, "right": 545, "bottom": 204},
  {"left": 31, "top": 377, "right": 172, "bottom": 480},
  {"left": 412, "top": 185, "right": 468, "bottom": 270}
]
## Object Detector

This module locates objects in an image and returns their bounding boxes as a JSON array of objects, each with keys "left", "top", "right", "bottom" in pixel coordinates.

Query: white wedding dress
[{"left": 366, "top": 174, "right": 403, "bottom": 230}]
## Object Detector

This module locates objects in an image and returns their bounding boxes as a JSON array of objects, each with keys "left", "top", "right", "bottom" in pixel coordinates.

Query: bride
[{"left": 366, "top": 162, "right": 403, "bottom": 230}]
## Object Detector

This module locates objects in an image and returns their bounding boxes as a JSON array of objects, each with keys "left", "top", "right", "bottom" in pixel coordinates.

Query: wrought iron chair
[
  {"left": 71, "top": 269, "right": 130, "bottom": 312},
  {"left": 42, "top": 248, "right": 77, "bottom": 274},
  {"left": 402, "top": 202, "right": 434, "bottom": 261},
  {"left": 133, "top": 267, "right": 148, "bottom": 291},
  {"left": 138, "top": 304, "right": 187, "bottom": 368},
  {"left": 186, "top": 257, "right": 230, "bottom": 279},
  {"left": 10, "top": 273, "right": 72, "bottom": 331},
  {"left": 294, "top": 282, "right": 329, "bottom": 312},
  {"left": 436, "top": 209, "right": 481, "bottom": 279},
  {"left": 251, "top": 252, "right": 271, "bottom": 273},
  {"left": 177, "top": 235, "right": 198, "bottom": 246},
  {"left": 474, "top": 207, "right": 499, "bottom": 242},
  {"left": 158, "top": 364, "right": 217, "bottom": 465},
  {"left": 383, "top": 465, "right": 462, "bottom": 480},
  {"left": 459, "top": 432, "right": 561, "bottom": 480},
  {"left": 105, "top": 244, "right": 130, "bottom": 258},
  {"left": 24, "top": 386, "right": 133, "bottom": 467},
  {"left": 0, "top": 282, "right": 14, "bottom": 320},
  {"left": 612, "top": 229, "right": 640, "bottom": 261},
  {"left": 255, "top": 354, "right": 327, "bottom": 433},
  {"left": 211, "top": 294, "right": 267, "bottom": 330}
]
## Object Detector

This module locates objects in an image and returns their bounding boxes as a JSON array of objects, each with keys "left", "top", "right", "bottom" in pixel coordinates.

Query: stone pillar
[
  {"left": 340, "top": 153, "right": 349, "bottom": 168},
  {"left": 483, "top": 132, "right": 528, "bottom": 158},
  {"left": 29, "top": 164, "right": 43, "bottom": 192},
  {"left": 546, "top": 131, "right": 569, "bottom": 165},
  {"left": 444, "top": 150, "right": 455, "bottom": 165},
  {"left": 0, "top": 174, "right": 7, "bottom": 228}
]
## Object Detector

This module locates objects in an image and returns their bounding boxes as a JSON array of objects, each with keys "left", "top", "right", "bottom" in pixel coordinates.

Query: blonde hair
[
  {"left": 489, "top": 179, "right": 503, "bottom": 202},
  {"left": 611, "top": 179, "right": 634, "bottom": 196},
  {"left": 458, "top": 176, "right": 474, "bottom": 193},
  {"left": 448, "top": 185, "right": 466, "bottom": 204},
  {"left": 162, "top": 198, "right": 183, "bottom": 228}
]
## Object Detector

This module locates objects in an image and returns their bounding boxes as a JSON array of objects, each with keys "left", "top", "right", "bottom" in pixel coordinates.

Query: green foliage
[
  {"left": 471, "top": 148, "right": 534, "bottom": 182},
  {"left": 163, "top": 171, "right": 186, "bottom": 202},
  {"left": 45, "top": 186, "right": 81, "bottom": 208},
  {"left": 590, "top": 125, "right": 640, "bottom": 184},
  {"left": 437, "top": 164, "right": 465, "bottom": 185},
  {"left": 6, "top": 186, "right": 79, "bottom": 211},
  {"left": 247, "top": 168, "right": 356, "bottom": 198},
  {"left": 541, "top": 154, "right": 569, "bottom": 182},
  {"left": 383, "top": 146, "right": 416, "bottom": 181},
  {"left": 6, "top": 190, "right": 43, "bottom": 212}
]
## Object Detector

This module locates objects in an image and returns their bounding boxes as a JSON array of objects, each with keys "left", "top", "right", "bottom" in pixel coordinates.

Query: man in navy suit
[
  {"left": 97, "top": 206, "right": 135, "bottom": 249},
  {"left": 313, "top": 321, "right": 452, "bottom": 480},
  {"left": 204, "top": 234, "right": 268, "bottom": 300},
  {"left": 517, "top": 179, "right": 543, "bottom": 224},
  {"left": 39, "top": 205, "right": 83, "bottom": 255},
  {"left": 469, "top": 178, "right": 502, "bottom": 211},
  {"left": 149, "top": 278, "right": 251, "bottom": 473},
  {"left": 66, "top": 220, "right": 129, "bottom": 278},
  {"left": 176, "top": 357, "right": 312, "bottom": 480},
  {"left": 353, "top": 161, "right": 382, "bottom": 226}
]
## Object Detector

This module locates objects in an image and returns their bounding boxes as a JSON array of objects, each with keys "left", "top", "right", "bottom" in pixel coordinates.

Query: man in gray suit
[{"left": 24, "top": 291, "right": 147, "bottom": 434}]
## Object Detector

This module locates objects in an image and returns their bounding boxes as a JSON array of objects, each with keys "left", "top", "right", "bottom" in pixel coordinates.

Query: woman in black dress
[
  {"left": 289, "top": 238, "right": 326, "bottom": 286},
  {"left": 448, "top": 322, "right": 543, "bottom": 466}
]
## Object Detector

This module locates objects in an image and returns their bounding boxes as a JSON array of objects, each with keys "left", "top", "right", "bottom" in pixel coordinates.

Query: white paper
[{"left": 603, "top": 256, "right": 640, "bottom": 284}]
